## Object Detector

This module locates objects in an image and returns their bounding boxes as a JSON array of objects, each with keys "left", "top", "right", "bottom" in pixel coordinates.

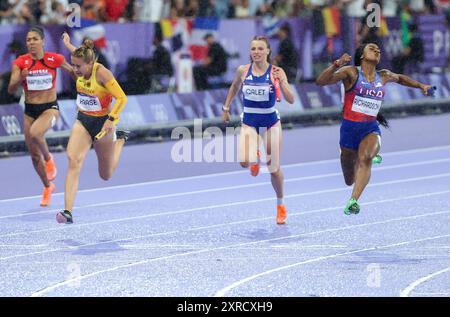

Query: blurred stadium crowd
[
  {"left": 1, "top": 0, "right": 449, "bottom": 25},
  {"left": 0, "top": 0, "right": 449, "bottom": 103}
]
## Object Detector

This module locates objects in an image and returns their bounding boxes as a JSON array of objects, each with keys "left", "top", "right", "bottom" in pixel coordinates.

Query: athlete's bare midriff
[{"left": 24, "top": 87, "right": 57, "bottom": 104}]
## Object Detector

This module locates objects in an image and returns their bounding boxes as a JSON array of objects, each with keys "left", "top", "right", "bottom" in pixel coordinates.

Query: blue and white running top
[{"left": 241, "top": 63, "right": 280, "bottom": 130}]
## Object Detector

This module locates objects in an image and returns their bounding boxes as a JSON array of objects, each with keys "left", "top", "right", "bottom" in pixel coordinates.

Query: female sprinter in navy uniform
[
  {"left": 8, "top": 26, "right": 73, "bottom": 207},
  {"left": 222, "top": 36, "right": 295, "bottom": 225},
  {"left": 316, "top": 43, "right": 432, "bottom": 215},
  {"left": 56, "top": 33, "right": 129, "bottom": 224}
]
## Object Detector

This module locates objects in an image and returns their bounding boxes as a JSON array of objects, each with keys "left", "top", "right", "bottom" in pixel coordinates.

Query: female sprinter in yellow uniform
[{"left": 56, "top": 34, "right": 128, "bottom": 224}]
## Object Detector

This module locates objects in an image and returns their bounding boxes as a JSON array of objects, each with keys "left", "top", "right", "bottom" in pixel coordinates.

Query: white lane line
[
  {"left": 214, "top": 234, "right": 450, "bottom": 297},
  {"left": 2, "top": 172, "right": 450, "bottom": 239},
  {"left": 0, "top": 244, "right": 48, "bottom": 248},
  {"left": 2, "top": 156, "right": 450, "bottom": 221},
  {"left": 2, "top": 189, "right": 450, "bottom": 261},
  {"left": 400, "top": 266, "right": 450, "bottom": 297},
  {"left": 3, "top": 144, "right": 450, "bottom": 203},
  {"left": 408, "top": 292, "right": 450, "bottom": 296},
  {"left": 30, "top": 214, "right": 450, "bottom": 297},
  {"left": 271, "top": 244, "right": 347, "bottom": 249}
]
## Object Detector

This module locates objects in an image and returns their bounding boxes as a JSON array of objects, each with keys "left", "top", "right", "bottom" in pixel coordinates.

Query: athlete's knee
[
  {"left": 269, "top": 166, "right": 281, "bottom": 175},
  {"left": 358, "top": 150, "right": 373, "bottom": 165},
  {"left": 67, "top": 153, "right": 84, "bottom": 170},
  {"left": 28, "top": 128, "right": 45, "bottom": 143}
]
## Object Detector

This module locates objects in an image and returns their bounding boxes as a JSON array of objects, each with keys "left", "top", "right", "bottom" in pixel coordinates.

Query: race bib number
[
  {"left": 26, "top": 74, "right": 52, "bottom": 91},
  {"left": 243, "top": 84, "right": 270, "bottom": 102},
  {"left": 76, "top": 93, "right": 102, "bottom": 112},
  {"left": 351, "top": 95, "right": 382, "bottom": 116}
]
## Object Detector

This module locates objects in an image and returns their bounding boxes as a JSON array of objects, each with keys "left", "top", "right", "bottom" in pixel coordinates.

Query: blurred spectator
[
  {"left": 104, "top": 0, "right": 129, "bottom": 22},
  {"left": 255, "top": 2, "right": 274, "bottom": 17},
  {"left": 391, "top": 22, "right": 424, "bottom": 74},
  {"left": 121, "top": 30, "right": 174, "bottom": 94},
  {"left": 292, "top": 0, "right": 312, "bottom": 18},
  {"left": 0, "top": 38, "right": 26, "bottom": 104},
  {"left": 134, "top": 0, "right": 169, "bottom": 22},
  {"left": 149, "top": 32, "right": 173, "bottom": 77},
  {"left": 7, "top": 37, "right": 26, "bottom": 57},
  {"left": 273, "top": 23, "right": 298, "bottom": 83},
  {"left": 382, "top": 0, "right": 398, "bottom": 17},
  {"left": 0, "top": 1, "right": 15, "bottom": 24},
  {"left": 123, "top": 57, "right": 150, "bottom": 94},
  {"left": 425, "top": 0, "right": 438, "bottom": 13},
  {"left": 345, "top": 0, "right": 366, "bottom": 17},
  {"left": 40, "top": 0, "right": 68, "bottom": 24},
  {"left": 1, "top": 0, "right": 39, "bottom": 24},
  {"left": 214, "top": 0, "right": 229, "bottom": 18},
  {"left": 235, "top": 0, "right": 250, "bottom": 18},
  {"left": 446, "top": 5, "right": 450, "bottom": 25},
  {"left": 309, "top": 0, "right": 329, "bottom": 9},
  {"left": 227, "top": 0, "right": 239, "bottom": 18},
  {"left": 410, "top": 0, "right": 425, "bottom": 13},
  {"left": 148, "top": 32, "right": 174, "bottom": 91},
  {"left": 82, "top": 0, "right": 105, "bottom": 21},
  {"left": 437, "top": 0, "right": 450, "bottom": 9},
  {"left": 398, "top": 0, "right": 413, "bottom": 47},
  {"left": 124, "top": 0, "right": 136, "bottom": 21},
  {"left": 193, "top": 33, "right": 228, "bottom": 90},
  {"left": 198, "top": 0, "right": 216, "bottom": 17},
  {"left": 249, "top": 0, "right": 265, "bottom": 16},
  {"left": 272, "top": 0, "right": 292, "bottom": 17},
  {"left": 185, "top": 0, "right": 199, "bottom": 17},
  {"left": 170, "top": 0, "right": 185, "bottom": 18}
]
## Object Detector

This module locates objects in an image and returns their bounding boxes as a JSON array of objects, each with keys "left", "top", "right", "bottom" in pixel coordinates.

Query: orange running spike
[
  {"left": 45, "top": 154, "right": 57, "bottom": 181},
  {"left": 40, "top": 182, "right": 55, "bottom": 207},
  {"left": 276, "top": 204, "right": 287, "bottom": 225}
]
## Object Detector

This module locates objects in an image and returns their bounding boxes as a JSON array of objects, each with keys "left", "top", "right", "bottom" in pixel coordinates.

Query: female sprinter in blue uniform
[
  {"left": 222, "top": 36, "right": 295, "bottom": 225},
  {"left": 316, "top": 43, "right": 432, "bottom": 215}
]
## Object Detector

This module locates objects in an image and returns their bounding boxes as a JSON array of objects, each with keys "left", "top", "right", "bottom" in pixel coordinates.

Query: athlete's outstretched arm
[
  {"left": 95, "top": 65, "right": 127, "bottom": 137},
  {"left": 316, "top": 53, "right": 352, "bottom": 86},
  {"left": 60, "top": 57, "right": 76, "bottom": 80},
  {"left": 223, "top": 65, "right": 246, "bottom": 111},
  {"left": 97, "top": 65, "right": 127, "bottom": 119},
  {"left": 62, "top": 32, "right": 77, "bottom": 53},
  {"left": 272, "top": 66, "right": 294, "bottom": 104},
  {"left": 379, "top": 69, "right": 431, "bottom": 95},
  {"left": 8, "top": 64, "right": 26, "bottom": 94},
  {"left": 222, "top": 65, "right": 246, "bottom": 122}
]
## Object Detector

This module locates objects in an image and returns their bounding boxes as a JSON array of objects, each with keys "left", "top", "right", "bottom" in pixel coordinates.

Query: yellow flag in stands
[
  {"left": 322, "top": 7, "right": 341, "bottom": 37},
  {"left": 380, "top": 16, "right": 389, "bottom": 37},
  {"left": 160, "top": 19, "right": 174, "bottom": 38}
]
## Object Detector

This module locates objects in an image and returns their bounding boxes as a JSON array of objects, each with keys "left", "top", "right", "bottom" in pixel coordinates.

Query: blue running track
[{"left": 0, "top": 114, "right": 449, "bottom": 297}]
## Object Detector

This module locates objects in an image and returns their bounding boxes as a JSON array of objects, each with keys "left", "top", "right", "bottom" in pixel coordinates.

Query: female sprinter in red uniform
[
  {"left": 316, "top": 43, "right": 432, "bottom": 215},
  {"left": 56, "top": 34, "right": 129, "bottom": 224},
  {"left": 222, "top": 36, "right": 295, "bottom": 225},
  {"left": 8, "top": 26, "right": 73, "bottom": 207}
]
